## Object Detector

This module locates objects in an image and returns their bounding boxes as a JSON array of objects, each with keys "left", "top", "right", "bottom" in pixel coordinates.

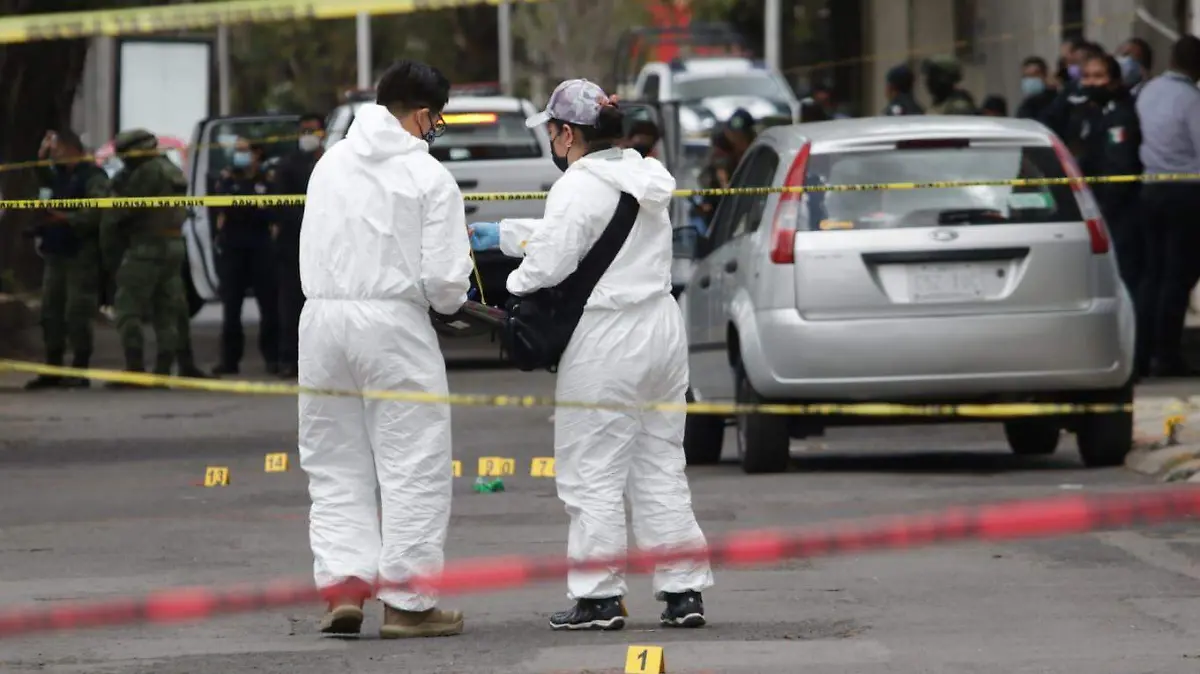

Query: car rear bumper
[{"left": 742, "top": 299, "right": 1134, "bottom": 400}]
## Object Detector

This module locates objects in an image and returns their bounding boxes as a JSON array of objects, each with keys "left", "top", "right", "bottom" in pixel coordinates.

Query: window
[
  {"left": 1061, "top": 0, "right": 1084, "bottom": 41},
  {"left": 799, "top": 145, "right": 1082, "bottom": 231},
  {"left": 643, "top": 74, "right": 661, "bottom": 101},
  {"left": 954, "top": 0, "right": 979, "bottom": 62},
  {"left": 673, "top": 74, "right": 790, "bottom": 101},
  {"left": 428, "top": 111, "right": 542, "bottom": 162},
  {"left": 710, "top": 147, "right": 781, "bottom": 245},
  {"left": 206, "top": 118, "right": 299, "bottom": 179}
]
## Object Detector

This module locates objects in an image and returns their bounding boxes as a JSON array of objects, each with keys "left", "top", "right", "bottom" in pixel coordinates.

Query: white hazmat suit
[
  {"left": 297, "top": 103, "right": 473, "bottom": 611},
  {"left": 498, "top": 147, "right": 715, "bottom": 600}
]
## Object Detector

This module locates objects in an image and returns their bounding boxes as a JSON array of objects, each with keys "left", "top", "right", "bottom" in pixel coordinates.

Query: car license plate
[{"left": 908, "top": 264, "right": 987, "bottom": 302}]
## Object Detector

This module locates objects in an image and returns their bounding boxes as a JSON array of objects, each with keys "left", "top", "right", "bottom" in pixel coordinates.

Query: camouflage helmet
[
  {"left": 113, "top": 128, "right": 159, "bottom": 154},
  {"left": 922, "top": 54, "right": 963, "bottom": 83}
]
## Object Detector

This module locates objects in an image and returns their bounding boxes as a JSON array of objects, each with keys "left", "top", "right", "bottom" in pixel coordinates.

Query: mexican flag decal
[{"left": 1109, "top": 126, "right": 1126, "bottom": 144}]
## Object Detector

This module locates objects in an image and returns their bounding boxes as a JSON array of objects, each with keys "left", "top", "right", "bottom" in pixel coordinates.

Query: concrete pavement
[{"left": 2, "top": 316, "right": 1200, "bottom": 673}]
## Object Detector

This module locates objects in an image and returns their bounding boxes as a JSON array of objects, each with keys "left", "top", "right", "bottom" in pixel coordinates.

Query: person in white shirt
[
  {"left": 297, "top": 59, "right": 473, "bottom": 639},
  {"left": 469, "top": 79, "right": 714, "bottom": 632}
]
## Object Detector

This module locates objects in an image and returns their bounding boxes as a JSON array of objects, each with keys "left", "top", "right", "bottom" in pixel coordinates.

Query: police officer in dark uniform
[
  {"left": 1077, "top": 54, "right": 1143, "bottom": 295},
  {"left": 270, "top": 114, "right": 324, "bottom": 379},
  {"left": 883, "top": 64, "right": 924, "bottom": 116},
  {"left": 212, "top": 137, "right": 279, "bottom": 375}
]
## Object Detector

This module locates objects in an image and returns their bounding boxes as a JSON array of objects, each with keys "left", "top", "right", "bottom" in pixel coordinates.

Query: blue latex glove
[{"left": 468, "top": 221, "right": 501, "bottom": 251}]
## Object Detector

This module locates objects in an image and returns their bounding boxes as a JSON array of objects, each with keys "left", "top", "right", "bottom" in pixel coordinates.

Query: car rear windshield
[
  {"left": 800, "top": 145, "right": 1083, "bottom": 231},
  {"left": 429, "top": 111, "right": 542, "bottom": 162}
]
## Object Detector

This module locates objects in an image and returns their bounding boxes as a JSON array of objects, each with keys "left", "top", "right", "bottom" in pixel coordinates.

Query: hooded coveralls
[
  {"left": 297, "top": 103, "right": 473, "bottom": 611},
  {"left": 498, "top": 148, "right": 715, "bottom": 600}
]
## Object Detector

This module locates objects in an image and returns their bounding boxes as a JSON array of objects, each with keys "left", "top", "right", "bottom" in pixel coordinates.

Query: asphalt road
[{"left": 2, "top": 310, "right": 1200, "bottom": 673}]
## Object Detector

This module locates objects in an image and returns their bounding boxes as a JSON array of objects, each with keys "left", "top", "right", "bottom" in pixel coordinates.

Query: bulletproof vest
[{"left": 117, "top": 156, "right": 188, "bottom": 242}]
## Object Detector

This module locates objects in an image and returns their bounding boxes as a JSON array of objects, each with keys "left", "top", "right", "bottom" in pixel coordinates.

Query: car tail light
[
  {"left": 1051, "top": 136, "right": 1110, "bottom": 255},
  {"left": 768, "top": 142, "right": 812, "bottom": 264}
]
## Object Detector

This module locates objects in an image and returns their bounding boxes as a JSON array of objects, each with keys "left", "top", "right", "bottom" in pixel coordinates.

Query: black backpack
[{"left": 503, "top": 192, "right": 640, "bottom": 373}]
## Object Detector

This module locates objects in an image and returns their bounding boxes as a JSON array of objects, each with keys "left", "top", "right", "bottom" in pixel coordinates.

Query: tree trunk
[{"left": 0, "top": 1, "right": 92, "bottom": 293}]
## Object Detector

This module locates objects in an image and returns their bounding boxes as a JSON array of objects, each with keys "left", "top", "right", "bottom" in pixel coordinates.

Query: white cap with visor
[{"left": 524, "top": 78, "right": 615, "bottom": 128}]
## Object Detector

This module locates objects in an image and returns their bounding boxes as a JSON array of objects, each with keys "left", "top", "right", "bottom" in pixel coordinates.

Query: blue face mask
[
  {"left": 1021, "top": 77, "right": 1046, "bottom": 97},
  {"left": 1118, "top": 55, "right": 1143, "bottom": 87},
  {"left": 232, "top": 151, "right": 252, "bottom": 168},
  {"left": 421, "top": 111, "right": 440, "bottom": 145}
]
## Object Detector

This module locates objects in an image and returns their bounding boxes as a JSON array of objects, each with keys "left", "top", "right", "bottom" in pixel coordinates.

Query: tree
[{"left": 511, "top": 0, "right": 650, "bottom": 97}]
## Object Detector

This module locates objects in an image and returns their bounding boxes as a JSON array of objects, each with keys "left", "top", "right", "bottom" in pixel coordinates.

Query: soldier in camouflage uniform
[
  {"left": 100, "top": 129, "right": 190, "bottom": 387},
  {"left": 922, "top": 55, "right": 978, "bottom": 115},
  {"left": 25, "top": 130, "right": 111, "bottom": 390}
]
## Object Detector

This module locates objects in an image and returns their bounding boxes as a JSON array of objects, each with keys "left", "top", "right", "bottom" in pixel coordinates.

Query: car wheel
[
  {"left": 734, "top": 368, "right": 791, "bottom": 474},
  {"left": 683, "top": 387, "right": 725, "bottom": 465},
  {"left": 1076, "top": 385, "right": 1135, "bottom": 468},
  {"left": 1002, "top": 419, "right": 1061, "bottom": 456}
]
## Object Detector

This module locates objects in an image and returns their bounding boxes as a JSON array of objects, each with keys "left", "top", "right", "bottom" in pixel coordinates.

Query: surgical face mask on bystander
[
  {"left": 549, "top": 125, "right": 570, "bottom": 173},
  {"left": 1117, "top": 55, "right": 1143, "bottom": 87},
  {"left": 232, "top": 151, "right": 252, "bottom": 168},
  {"left": 1020, "top": 77, "right": 1046, "bottom": 97},
  {"left": 298, "top": 133, "right": 321, "bottom": 153}
]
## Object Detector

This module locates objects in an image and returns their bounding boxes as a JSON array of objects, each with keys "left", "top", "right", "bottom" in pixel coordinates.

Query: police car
[{"left": 628, "top": 57, "right": 800, "bottom": 138}]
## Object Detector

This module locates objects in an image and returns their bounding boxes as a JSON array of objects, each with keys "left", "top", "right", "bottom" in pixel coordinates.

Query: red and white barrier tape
[{"left": 1, "top": 486, "right": 1197, "bottom": 638}]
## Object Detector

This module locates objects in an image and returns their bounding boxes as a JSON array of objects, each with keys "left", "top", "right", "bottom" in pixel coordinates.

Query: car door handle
[
  {"left": 697, "top": 275, "right": 711, "bottom": 288},
  {"left": 724, "top": 259, "right": 738, "bottom": 273}
]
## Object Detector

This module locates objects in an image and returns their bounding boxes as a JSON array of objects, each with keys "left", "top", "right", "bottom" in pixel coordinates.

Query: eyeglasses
[{"left": 431, "top": 113, "right": 446, "bottom": 138}]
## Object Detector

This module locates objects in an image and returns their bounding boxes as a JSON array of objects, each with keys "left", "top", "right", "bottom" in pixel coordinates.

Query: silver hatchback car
[{"left": 680, "top": 116, "right": 1135, "bottom": 474}]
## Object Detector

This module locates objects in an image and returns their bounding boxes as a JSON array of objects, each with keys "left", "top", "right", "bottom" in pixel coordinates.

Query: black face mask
[
  {"left": 631, "top": 143, "right": 654, "bottom": 158},
  {"left": 550, "top": 126, "right": 570, "bottom": 173},
  {"left": 1081, "top": 85, "right": 1113, "bottom": 104}
]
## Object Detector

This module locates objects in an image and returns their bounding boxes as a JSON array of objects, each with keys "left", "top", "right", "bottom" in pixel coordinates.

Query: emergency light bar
[{"left": 442, "top": 113, "right": 499, "bottom": 125}]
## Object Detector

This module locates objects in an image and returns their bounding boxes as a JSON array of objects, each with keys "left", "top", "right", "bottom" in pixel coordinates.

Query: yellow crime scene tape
[
  {"left": 0, "top": 0, "right": 544, "bottom": 45},
  {"left": 2, "top": 173, "right": 1198, "bottom": 210},
  {"left": 0, "top": 360, "right": 1134, "bottom": 417}
]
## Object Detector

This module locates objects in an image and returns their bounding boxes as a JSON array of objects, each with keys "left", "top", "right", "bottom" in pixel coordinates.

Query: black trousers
[
  {"left": 275, "top": 226, "right": 304, "bottom": 369},
  {"left": 1104, "top": 199, "right": 1142, "bottom": 295},
  {"left": 1134, "top": 184, "right": 1200, "bottom": 372},
  {"left": 219, "top": 237, "right": 280, "bottom": 368}
]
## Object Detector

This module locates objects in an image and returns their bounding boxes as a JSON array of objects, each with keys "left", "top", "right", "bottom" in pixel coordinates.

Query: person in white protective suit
[
  {"left": 468, "top": 79, "right": 715, "bottom": 631},
  {"left": 297, "top": 60, "right": 473, "bottom": 639}
]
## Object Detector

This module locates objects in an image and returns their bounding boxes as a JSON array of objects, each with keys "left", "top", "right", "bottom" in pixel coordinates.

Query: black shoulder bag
[{"left": 503, "top": 191, "right": 641, "bottom": 373}]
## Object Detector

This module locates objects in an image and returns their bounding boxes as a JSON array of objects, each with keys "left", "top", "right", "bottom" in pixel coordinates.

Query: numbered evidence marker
[
  {"left": 477, "top": 456, "right": 516, "bottom": 477},
  {"left": 203, "top": 466, "right": 230, "bottom": 487},
  {"left": 1165, "top": 415, "right": 1185, "bottom": 444},
  {"left": 452, "top": 460, "right": 462, "bottom": 478},
  {"left": 530, "top": 457, "right": 556, "bottom": 478},
  {"left": 264, "top": 453, "right": 289, "bottom": 473},
  {"left": 625, "top": 645, "right": 666, "bottom": 673}
]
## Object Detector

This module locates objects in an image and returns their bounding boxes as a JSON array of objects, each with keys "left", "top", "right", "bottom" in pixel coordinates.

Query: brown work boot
[
  {"left": 319, "top": 598, "right": 365, "bottom": 635},
  {"left": 379, "top": 605, "right": 464, "bottom": 639}
]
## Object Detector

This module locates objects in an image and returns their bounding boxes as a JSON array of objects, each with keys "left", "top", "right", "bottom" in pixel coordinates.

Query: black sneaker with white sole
[
  {"left": 660, "top": 590, "right": 706, "bottom": 627},
  {"left": 548, "top": 597, "right": 627, "bottom": 631}
]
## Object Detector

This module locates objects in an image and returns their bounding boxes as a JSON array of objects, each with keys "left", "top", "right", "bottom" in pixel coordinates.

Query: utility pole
[
  {"left": 498, "top": 0, "right": 513, "bottom": 96},
  {"left": 217, "top": 24, "right": 231, "bottom": 115},
  {"left": 356, "top": 12, "right": 372, "bottom": 90},
  {"left": 764, "top": 0, "right": 781, "bottom": 70}
]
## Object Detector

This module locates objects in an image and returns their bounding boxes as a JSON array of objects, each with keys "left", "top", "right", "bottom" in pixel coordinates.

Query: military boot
[
  {"left": 61, "top": 350, "right": 93, "bottom": 388},
  {"left": 25, "top": 350, "right": 67, "bottom": 390},
  {"left": 105, "top": 348, "right": 146, "bottom": 390},
  {"left": 176, "top": 350, "right": 214, "bottom": 379}
]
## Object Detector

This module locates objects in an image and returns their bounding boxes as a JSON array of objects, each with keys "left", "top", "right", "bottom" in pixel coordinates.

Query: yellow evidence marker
[
  {"left": 264, "top": 453, "right": 289, "bottom": 472},
  {"left": 1165, "top": 415, "right": 1185, "bottom": 445},
  {"left": 530, "top": 457, "right": 556, "bottom": 477},
  {"left": 204, "top": 466, "right": 230, "bottom": 487},
  {"left": 452, "top": 460, "right": 463, "bottom": 478},
  {"left": 625, "top": 645, "right": 666, "bottom": 673},
  {"left": 478, "top": 456, "right": 516, "bottom": 477}
]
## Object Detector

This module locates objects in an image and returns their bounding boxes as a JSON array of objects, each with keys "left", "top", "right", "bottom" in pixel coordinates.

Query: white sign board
[{"left": 118, "top": 40, "right": 211, "bottom": 142}]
